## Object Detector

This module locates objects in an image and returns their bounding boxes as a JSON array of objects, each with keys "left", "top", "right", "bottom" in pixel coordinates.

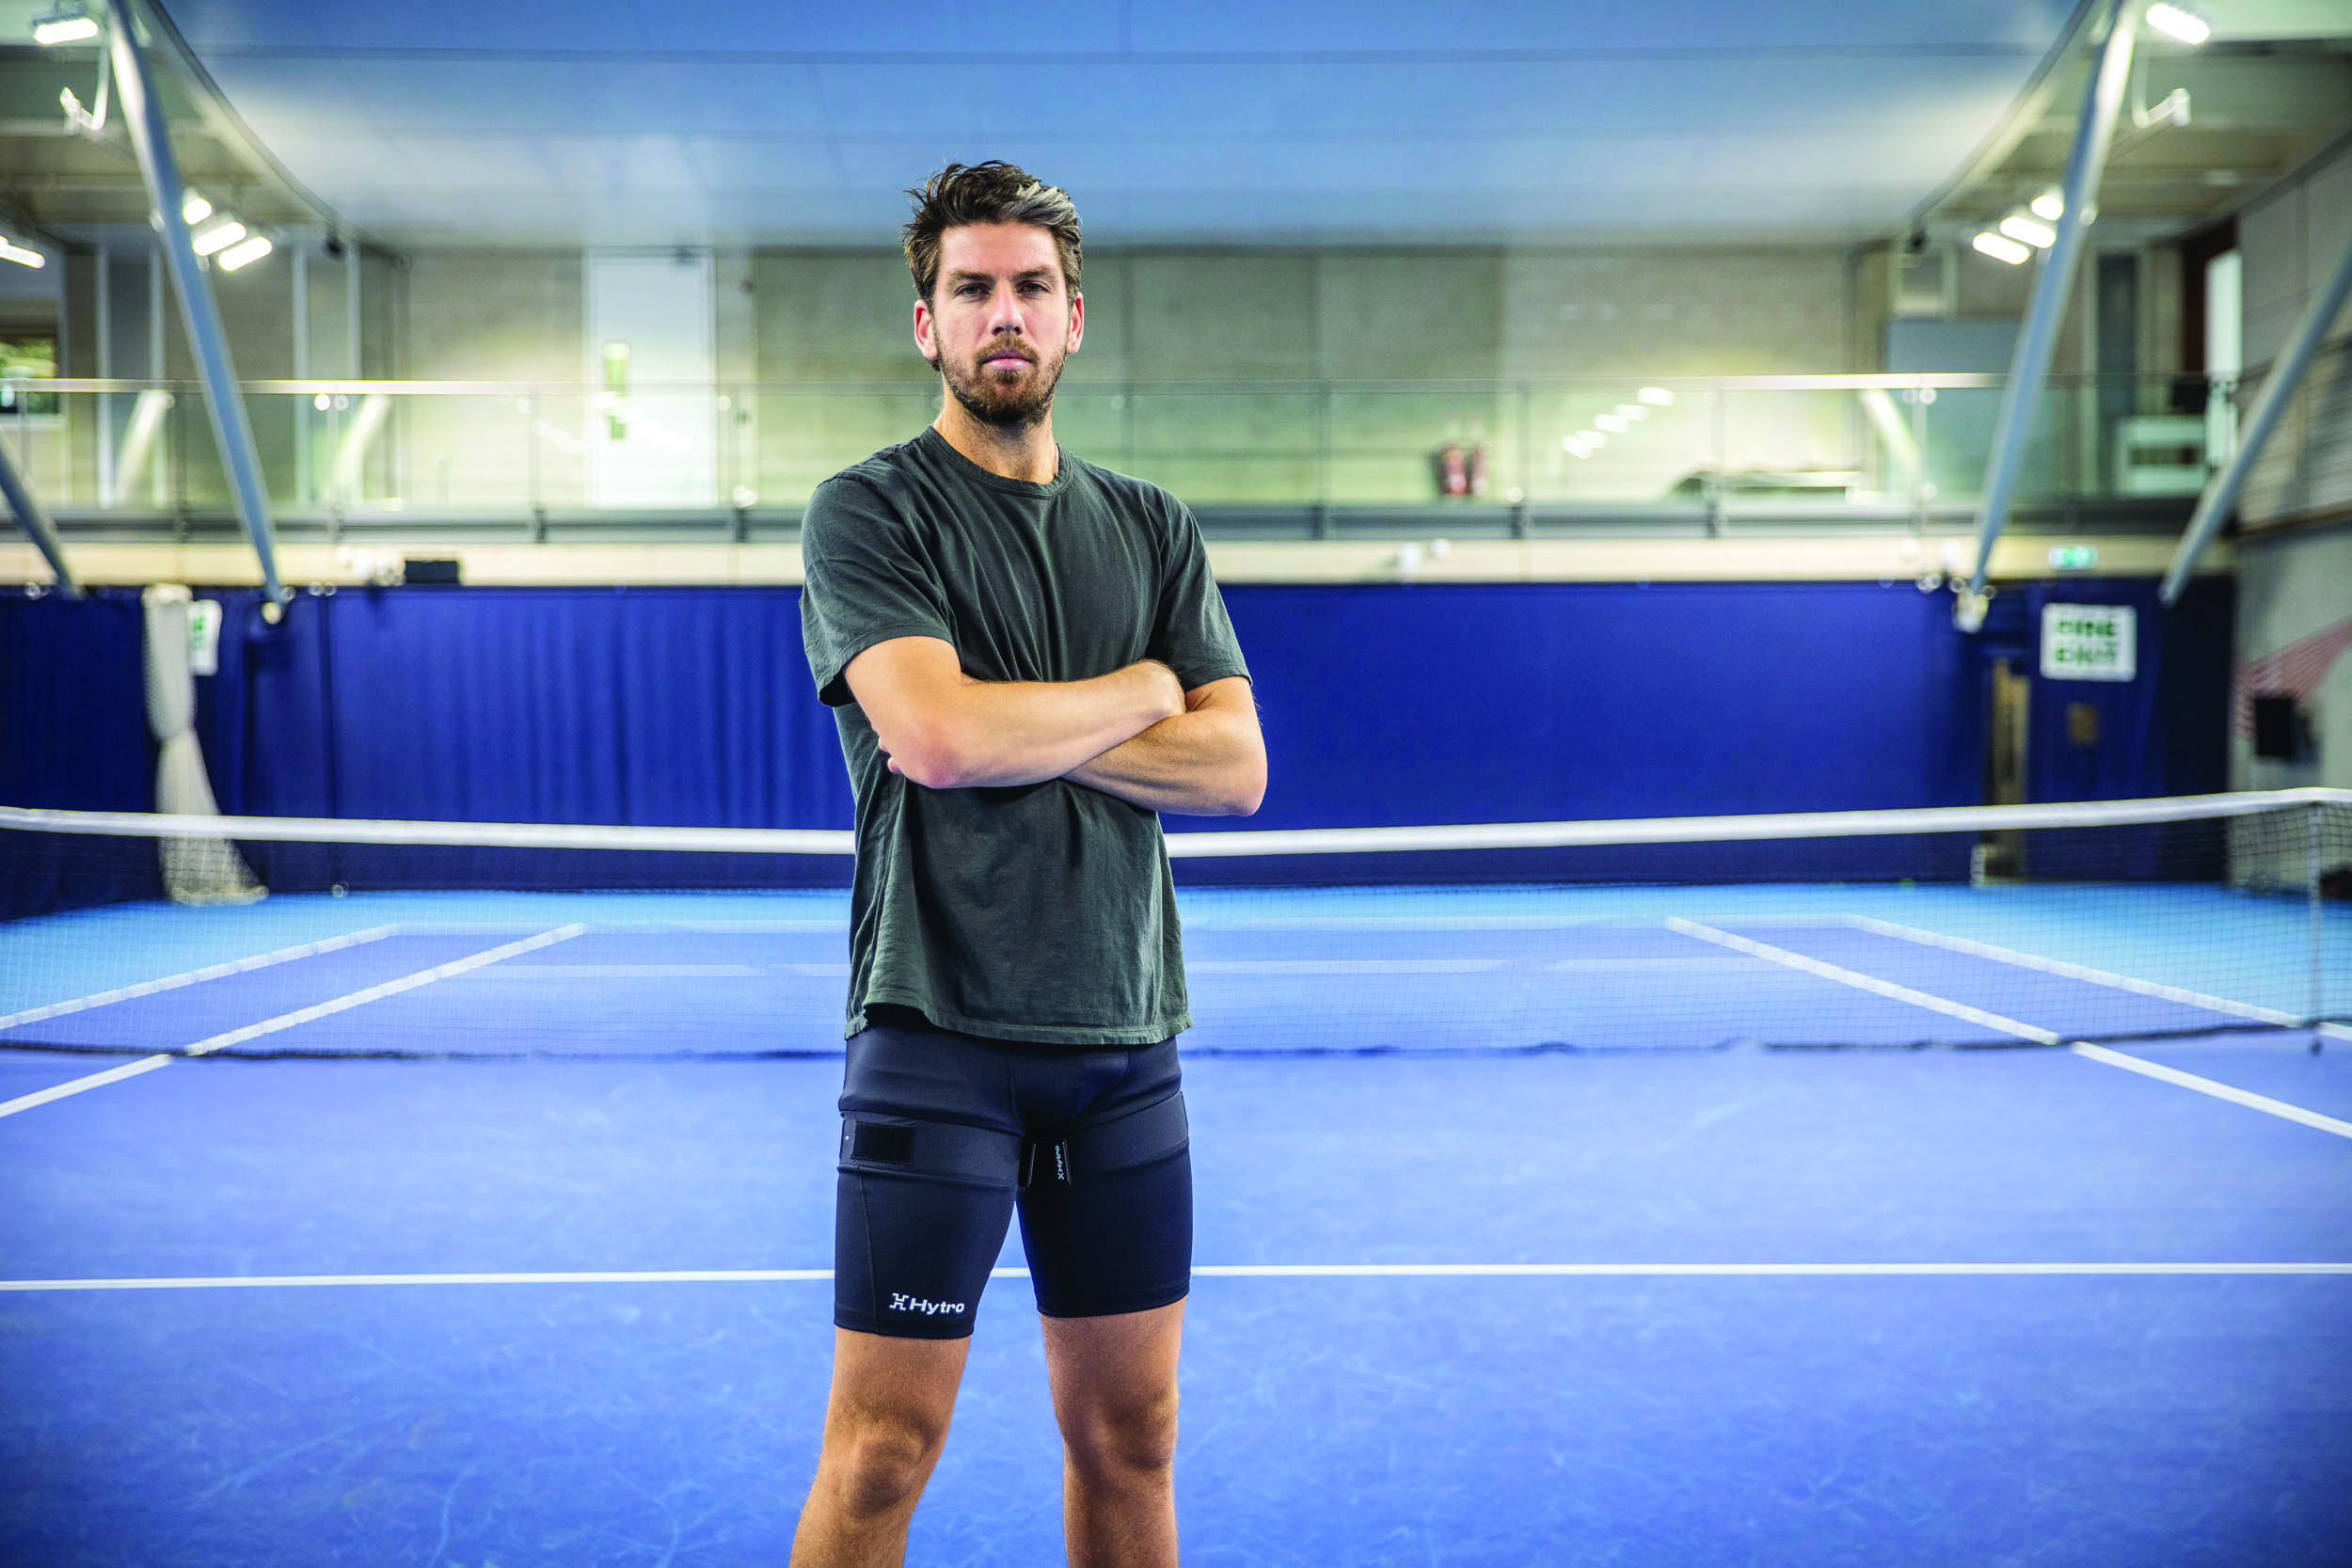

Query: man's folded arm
[
  {"left": 842, "top": 635, "right": 1184, "bottom": 789},
  {"left": 1062, "top": 675, "right": 1265, "bottom": 817}
]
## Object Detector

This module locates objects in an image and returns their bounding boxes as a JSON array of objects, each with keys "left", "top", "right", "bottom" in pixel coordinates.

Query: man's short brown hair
[{"left": 902, "top": 161, "right": 1083, "bottom": 304}]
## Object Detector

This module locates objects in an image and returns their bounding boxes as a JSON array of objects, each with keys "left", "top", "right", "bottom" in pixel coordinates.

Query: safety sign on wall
[{"left": 2040, "top": 603, "right": 2136, "bottom": 682}]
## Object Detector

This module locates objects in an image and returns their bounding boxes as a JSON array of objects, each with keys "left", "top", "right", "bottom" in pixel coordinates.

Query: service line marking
[
  {"left": 4, "top": 1261, "right": 2349, "bottom": 1292},
  {"left": 0, "top": 926, "right": 586, "bottom": 1120},
  {"left": 1667, "top": 916, "right": 2352, "bottom": 1139},
  {"left": 0, "top": 925, "right": 401, "bottom": 1033}
]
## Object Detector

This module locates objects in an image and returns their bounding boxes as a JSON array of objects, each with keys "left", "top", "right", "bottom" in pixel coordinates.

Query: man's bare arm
[
  {"left": 1063, "top": 676, "right": 1265, "bottom": 816},
  {"left": 845, "top": 636, "right": 1184, "bottom": 789}
]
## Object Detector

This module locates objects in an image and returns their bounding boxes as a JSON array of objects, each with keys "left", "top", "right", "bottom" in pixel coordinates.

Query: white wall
[{"left": 2235, "top": 129, "right": 2352, "bottom": 529}]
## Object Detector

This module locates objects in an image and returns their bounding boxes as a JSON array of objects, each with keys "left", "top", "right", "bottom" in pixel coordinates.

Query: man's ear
[
  {"left": 1066, "top": 290, "right": 1085, "bottom": 354},
  {"left": 913, "top": 294, "right": 936, "bottom": 360}
]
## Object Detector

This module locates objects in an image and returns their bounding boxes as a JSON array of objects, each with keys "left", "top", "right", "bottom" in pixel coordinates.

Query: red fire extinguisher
[{"left": 1437, "top": 440, "right": 1468, "bottom": 497}]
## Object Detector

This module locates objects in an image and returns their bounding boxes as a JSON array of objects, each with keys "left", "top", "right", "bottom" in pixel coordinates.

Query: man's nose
[{"left": 988, "top": 286, "right": 1028, "bottom": 336}]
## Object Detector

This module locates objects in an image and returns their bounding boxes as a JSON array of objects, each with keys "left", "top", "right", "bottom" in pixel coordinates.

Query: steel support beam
[
  {"left": 105, "top": 0, "right": 286, "bottom": 602},
  {"left": 2161, "top": 221, "right": 2352, "bottom": 605},
  {"left": 1962, "top": 0, "right": 2139, "bottom": 621},
  {"left": 0, "top": 428, "right": 80, "bottom": 596}
]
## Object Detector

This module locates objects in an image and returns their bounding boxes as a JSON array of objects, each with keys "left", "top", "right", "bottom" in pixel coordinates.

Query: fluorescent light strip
[
  {"left": 0, "top": 240, "right": 43, "bottom": 269},
  {"left": 190, "top": 221, "right": 246, "bottom": 257},
  {"left": 1999, "top": 214, "right": 2056, "bottom": 248},
  {"left": 217, "top": 234, "right": 273, "bottom": 271},
  {"left": 34, "top": 16, "right": 101, "bottom": 44},
  {"left": 1973, "top": 232, "right": 2032, "bottom": 266},
  {"left": 2147, "top": 3, "right": 2210, "bottom": 45}
]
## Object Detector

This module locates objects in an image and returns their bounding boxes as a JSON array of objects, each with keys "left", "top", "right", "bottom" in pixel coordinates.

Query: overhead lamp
[
  {"left": 217, "top": 234, "right": 274, "bottom": 271},
  {"left": 1575, "top": 429, "right": 1606, "bottom": 449},
  {"left": 1998, "top": 214, "right": 2057, "bottom": 248},
  {"left": 0, "top": 238, "right": 45, "bottom": 269},
  {"left": 1613, "top": 403, "right": 1649, "bottom": 421},
  {"left": 1559, "top": 436, "right": 1590, "bottom": 457},
  {"left": 1637, "top": 387, "right": 1675, "bottom": 406},
  {"left": 1595, "top": 413, "right": 1629, "bottom": 435},
  {"left": 1972, "top": 231, "right": 2032, "bottom": 265},
  {"left": 191, "top": 220, "right": 246, "bottom": 257},
  {"left": 2029, "top": 189, "right": 2064, "bottom": 222},
  {"left": 182, "top": 193, "right": 214, "bottom": 225},
  {"left": 2145, "top": 2, "right": 2210, "bottom": 45},
  {"left": 31, "top": 5, "right": 100, "bottom": 45}
]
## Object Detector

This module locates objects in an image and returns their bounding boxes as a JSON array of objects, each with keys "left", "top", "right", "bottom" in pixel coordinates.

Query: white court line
[
  {"left": 0, "top": 925, "right": 401, "bottom": 1033},
  {"left": 1664, "top": 917, "right": 2059, "bottom": 1042},
  {"left": 0, "top": 926, "right": 586, "bottom": 1120},
  {"left": 2069, "top": 1044, "right": 2352, "bottom": 1140},
  {"left": 1839, "top": 913, "right": 2350, "bottom": 1041},
  {"left": 1667, "top": 916, "right": 2352, "bottom": 1140},
  {"left": 4, "top": 1261, "right": 2348, "bottom": 1292}
]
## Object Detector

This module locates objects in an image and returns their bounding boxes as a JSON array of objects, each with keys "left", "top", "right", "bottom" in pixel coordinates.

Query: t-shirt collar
[{"left": 917, "top": 425, "right": 1073, "bottom": 499}]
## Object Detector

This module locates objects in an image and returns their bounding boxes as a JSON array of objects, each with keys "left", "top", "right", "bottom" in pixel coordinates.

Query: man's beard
[{"left": 931, "top": 337, "right": 1065, "bottom": 430}]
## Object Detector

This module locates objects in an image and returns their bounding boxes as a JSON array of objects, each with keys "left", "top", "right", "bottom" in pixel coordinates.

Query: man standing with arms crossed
[{"left": 790, "top": 161, "right": 1264, "bottom": 1566}]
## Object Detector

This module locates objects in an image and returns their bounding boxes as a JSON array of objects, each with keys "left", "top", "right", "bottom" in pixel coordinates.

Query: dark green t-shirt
[{"left": 799, "top": 426, "right": 1251, "bottom": 1047}]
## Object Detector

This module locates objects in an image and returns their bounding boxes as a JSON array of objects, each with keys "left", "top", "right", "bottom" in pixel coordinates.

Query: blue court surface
[{"left": 4, "top": 885, "right": 2349, "bottom": 1565}]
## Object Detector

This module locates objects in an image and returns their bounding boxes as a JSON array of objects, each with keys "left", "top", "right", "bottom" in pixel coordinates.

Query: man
[{"left": 790, "top": 161, "right": 1264, "bottom": 1568}]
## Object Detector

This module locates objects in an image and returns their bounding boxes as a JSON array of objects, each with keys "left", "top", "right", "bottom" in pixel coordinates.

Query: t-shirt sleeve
[
  {"left": 799, "top": 476, "right": 957, "bottom": 708},
  {"left": 1150, "top": 499, "right": 1250, "bottom": 692}
]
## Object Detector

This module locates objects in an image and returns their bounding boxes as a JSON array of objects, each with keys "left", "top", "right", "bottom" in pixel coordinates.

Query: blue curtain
[{"left": 0, "top": 578, "right": 2235, "bottom": 901}]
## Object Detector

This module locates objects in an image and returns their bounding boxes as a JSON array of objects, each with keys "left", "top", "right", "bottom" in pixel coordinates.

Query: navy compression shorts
[{"left": 833, "top": 1006, "right": 1193, "bottom": 1339}]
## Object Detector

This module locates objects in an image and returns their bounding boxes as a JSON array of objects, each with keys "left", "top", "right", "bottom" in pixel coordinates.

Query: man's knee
[
  {"left": 1061, "top": 1382, "right": 1179, "bottom": 1482},
  {"left": 826, "top": 1406, "right": 950, "bottom": 1517}
]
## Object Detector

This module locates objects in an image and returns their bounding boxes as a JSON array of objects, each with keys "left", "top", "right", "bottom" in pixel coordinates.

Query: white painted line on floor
[
  {"left": 2069, "top": 1043, "right": 2352, "bottom": 1140},
  {"left": 464, "top": 963, "right": 766, "bottom": 979},
  {"left": 0, "top": 926, "right": 586, "bottom": 1120},
  {"left": 0, "top": 925, "right": 402, "bottom": 1033},
  {"left": 1189, "top": 958, "right": 1513, "bottom": 975},
  {"left": 1839, "top": 915, "right": 2301, "bottom": 1029},
  {"left": 1665, "top": 917, "right": 2058, "bottom": 1042},
  {"left": 4, "top": 1261, "right": 2348, "bottom": 1291}
]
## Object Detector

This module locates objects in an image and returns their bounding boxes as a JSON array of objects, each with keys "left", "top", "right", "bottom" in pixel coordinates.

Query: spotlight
[
  {"left": 1638, "top": 387, "right": 1675, "bottom": 406},
  {"left": 191, "top": 221, "right": 246, "bottom": 257},
  {"left": 31, "top": 5, "right": 99, "bottom": 45},
  {"left": 1972, "top": 231, "right": 2032, "bottom": 265},
  {"left": 182, "top": 193, "right": 213, "bottom": 225},
  {"left": 2146, "top": 2, "right": 2210, "bottom": 45},
  {"left": 217, "top": 234, "right": 274, "bottom": 271},
  {"left": 2030, "top": 189, "right": 2064, "bottom": 222},
  {"left": 1595, "top": 413, "right": 1629, "bottom": 435},
  {"left": 1998, "top": 214, "right": 2057, "bottom": 248},
  {"left": 1613, "top": 404, "right": 1649, "bottom": 421},
  {"left": 0, "top": 238, "right": 44, "bottom": 269}
]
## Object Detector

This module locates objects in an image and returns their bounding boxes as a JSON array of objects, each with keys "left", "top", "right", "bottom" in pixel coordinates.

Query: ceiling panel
[{"left": 113, "top": 0, "right": 2348, "bottom": 249}]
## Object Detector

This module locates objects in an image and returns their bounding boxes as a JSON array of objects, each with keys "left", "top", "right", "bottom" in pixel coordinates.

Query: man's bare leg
[
  {"left": 789, "top": 1328, "right": 970, "bottom": 1568},
  {"left": 1041, "top": 1299, "right": 1185, "bottom": 1568}
]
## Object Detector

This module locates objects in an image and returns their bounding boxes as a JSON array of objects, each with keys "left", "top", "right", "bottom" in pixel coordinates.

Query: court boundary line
[
  {"left": 1839, "top": 913, "right": 2349, "bottom": 1042},
  {"left": 0, "top": 926, "right": 586, "bottom": 1119},
  {"left": 0, "top": 925, "right": 402, "bottom": 1033},
  {"left": 4, "top": 1261, "right": 2349, "bottom": 1292},
  {"left": 1667, "top": 916, "right": 2352, "bottom": 1140}
]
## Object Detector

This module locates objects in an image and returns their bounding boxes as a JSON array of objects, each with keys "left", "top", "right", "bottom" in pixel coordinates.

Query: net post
[{"left": 2311, "top": 800, "right": 2327, "bottom": 1055}]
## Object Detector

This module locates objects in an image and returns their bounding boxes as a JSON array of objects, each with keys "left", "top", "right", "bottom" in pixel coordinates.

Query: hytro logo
[{"left": 889, "top": 1291, "right": 967, "bottom": 1317}]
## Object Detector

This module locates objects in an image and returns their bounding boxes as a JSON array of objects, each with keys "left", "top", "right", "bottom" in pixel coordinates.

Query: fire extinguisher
[
  {"left": 1437, "top": 440, "right": 1468, "bottom": 497},
  {"left": 1467, "top": 440, "right": 1490, "bottom": 497}
]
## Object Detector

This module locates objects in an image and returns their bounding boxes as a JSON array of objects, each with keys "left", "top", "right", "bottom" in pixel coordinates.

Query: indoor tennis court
[{"left": 6, "top": 1, "right": 2352, "bottom": 1564}]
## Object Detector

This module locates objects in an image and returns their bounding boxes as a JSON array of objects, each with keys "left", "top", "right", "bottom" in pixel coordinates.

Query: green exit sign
[{"left": 2048, "top": 545, "right": 2098, "bottom": 570}]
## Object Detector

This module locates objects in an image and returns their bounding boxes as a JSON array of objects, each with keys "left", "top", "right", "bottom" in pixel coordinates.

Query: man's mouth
[{"left": 982, "top": 351, "right": 1033, "bottom": 369}]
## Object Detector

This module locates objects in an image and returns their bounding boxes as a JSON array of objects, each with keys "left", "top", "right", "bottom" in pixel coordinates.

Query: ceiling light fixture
[
  {"left": 1972, "top": 231, "right": 2032, "bottom": 265},
  {"left": 1613, "top": 404, "right": 1649, "bottom": 420},
  {"left": 1637, "top": 387, "right": 1675, "bottom": 406},
  {"left": 191, "top": 221, "right": 246, "bottom": 257},
  {"left": 2145, "top": 2, "right": 2211, "bottom": 46},
  {"left": 2029, "top": 190, "right": 2064, "bottom": 222},
  {"left": 0, "top": 238, "right": 46, "bottom": 268},
  {"left": 1998, "top": 214, "right": 2057, "bottom": 248},
  {"left": 217, "top": 234, "right": 274, "bottom": 271},
  {"left": 1576, "top": 429, "right": 1606, "bottom": 449},
  {"left": 182, "top": 193, "right": 213, "bottom": 225},
  {"left": 1595, "top": 413, "right": 1629, "bottom": 434},
  {"left": 31, "top": 5, "right": 100, "bottom": 45}
]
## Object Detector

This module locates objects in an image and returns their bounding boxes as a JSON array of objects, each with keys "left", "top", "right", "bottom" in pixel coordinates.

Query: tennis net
[{"left": 3, "top": 790, "right": 2344, "bottom": 1062}]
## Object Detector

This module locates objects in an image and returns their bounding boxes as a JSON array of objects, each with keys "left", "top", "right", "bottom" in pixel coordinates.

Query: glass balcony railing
[{"left": 1, "top": 372, "right": 2233, "bottom": 524}]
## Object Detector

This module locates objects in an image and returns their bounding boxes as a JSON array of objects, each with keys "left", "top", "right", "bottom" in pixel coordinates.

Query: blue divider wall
[{"left": 0, "top": 578, "right": 2233, "bottom": 896}]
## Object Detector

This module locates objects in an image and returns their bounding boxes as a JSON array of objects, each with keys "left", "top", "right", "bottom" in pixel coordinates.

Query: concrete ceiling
[{"left": 2, "top": 0, "right": 2350, "bottom": 251}]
